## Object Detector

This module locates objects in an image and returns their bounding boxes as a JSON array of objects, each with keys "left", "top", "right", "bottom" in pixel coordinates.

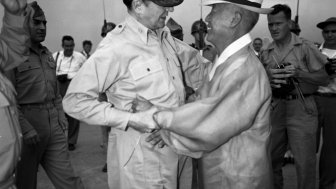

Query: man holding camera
[
  {"left": 53, "top": 35, "right": 86, "bottom": 151},
  {"left": 260, "top": 4, "right": 328, "bottom": 189},
  {"left": 315, "top": 17, "right": 336, "bottom": 189}
]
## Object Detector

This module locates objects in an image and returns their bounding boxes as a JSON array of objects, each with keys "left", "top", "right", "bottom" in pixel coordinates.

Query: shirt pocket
[
  {"left": 129, "top": 61, "right": 169, "bottom": 100},
  {"left": 16, "top": 61, "right": 44, "bottom": 87}
]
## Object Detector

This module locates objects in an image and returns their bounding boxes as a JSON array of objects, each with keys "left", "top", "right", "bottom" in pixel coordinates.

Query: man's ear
[
  {"left": 231, "top": 11, "right": 242, "bottom": 28},
  {"left": 132, "top": 0, "right": 144, "bottom": 14}
]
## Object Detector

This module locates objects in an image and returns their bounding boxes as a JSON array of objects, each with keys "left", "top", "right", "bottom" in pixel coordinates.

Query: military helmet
[{"left": 191, "top": 20, "right": 207, "bottom": 35}]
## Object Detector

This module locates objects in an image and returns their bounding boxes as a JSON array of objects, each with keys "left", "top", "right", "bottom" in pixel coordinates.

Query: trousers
[
  {"left": 315, "top": 95, "right": 336, "bottom": 189},
  {"left": 15, "top": 105, "right": 84, "bottom": 189},
  {"left": 58, "top": 80, "right": 80, "bottom": 145},
  {"left": 270, "top": 96, "right": 317, "bottom": 189}
]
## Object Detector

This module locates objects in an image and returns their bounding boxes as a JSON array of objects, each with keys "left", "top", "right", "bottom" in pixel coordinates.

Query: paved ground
[{"left": 37, "top": 122, "right": 301, "bottom": 189}]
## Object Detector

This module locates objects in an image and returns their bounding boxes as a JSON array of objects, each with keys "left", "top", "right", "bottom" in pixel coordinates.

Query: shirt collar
[
  {"left": 30, "top": 44, "right": 48, "bottom": 55},
  {"left": 125, "top": 14, "right": 152, "bottom": 44},
  {"left": 125, "top": 14, "right": 170, "bottom": 44},
  {"left": 209, "top": 33, "right": 252, "bottom": 80}
]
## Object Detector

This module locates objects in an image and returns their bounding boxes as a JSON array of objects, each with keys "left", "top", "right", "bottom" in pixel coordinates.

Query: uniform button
[
  {"left": 172, "top": 76, "right": 175, "bottom": 79},
  {"left": 147, "top": 68, "right": 150, "bottom": 72}
]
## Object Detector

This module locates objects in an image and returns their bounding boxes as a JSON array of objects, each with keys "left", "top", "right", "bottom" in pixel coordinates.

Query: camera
[{"left": 273, "top": 63, "right": 295, "bottom": 96}]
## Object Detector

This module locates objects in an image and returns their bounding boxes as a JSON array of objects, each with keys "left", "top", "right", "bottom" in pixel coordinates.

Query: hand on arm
[
  {"left": 128, "top": 106, "right": 160, "bottom": 133},
  {"left": 131, "top": 95, "right": 166, "bottom": 147}
]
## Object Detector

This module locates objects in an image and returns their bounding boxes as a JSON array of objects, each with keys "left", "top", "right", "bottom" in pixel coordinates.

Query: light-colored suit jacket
[{"left": 158, "top": 45, "right": 273, "bottom": 189}]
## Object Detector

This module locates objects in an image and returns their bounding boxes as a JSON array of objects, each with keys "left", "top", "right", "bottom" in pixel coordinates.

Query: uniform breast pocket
[
  {"left": 129, "top": 61, "right": 169, "bottom": 99},
  {"left": 16, "top": 61, "right": 43, "bottom": 86}
]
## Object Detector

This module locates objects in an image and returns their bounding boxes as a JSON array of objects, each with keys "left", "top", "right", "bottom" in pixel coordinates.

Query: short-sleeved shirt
[{"left": 261, "top": 33, "right": 327, "bottom": 94}]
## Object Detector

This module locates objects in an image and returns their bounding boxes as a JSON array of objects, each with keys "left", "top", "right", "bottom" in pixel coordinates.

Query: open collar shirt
[
  {"left": 261, "top": 33, "right": 328, "bottom": 94},
  {"left": 53, "top": 50, "right": 86, "bottom": 79}
]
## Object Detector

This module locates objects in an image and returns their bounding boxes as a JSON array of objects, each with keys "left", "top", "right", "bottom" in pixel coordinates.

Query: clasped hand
[
  {"left": 269, "top": 63, "right": 297, "bottom": 88},
  {"left": 128, "top": 96, "right": 166, "bottom": 148}
]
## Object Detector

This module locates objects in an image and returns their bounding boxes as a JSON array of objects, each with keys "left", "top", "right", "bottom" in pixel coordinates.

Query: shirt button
[
  {"left": 172, "top": 76, "right": 175, "bottom": 80},
  {"left": 147, "top": 68, "right": 150, "bottom": 72}
]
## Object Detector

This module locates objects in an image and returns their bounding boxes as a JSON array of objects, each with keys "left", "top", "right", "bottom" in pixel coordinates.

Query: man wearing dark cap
[
  {"left": 0, "top": 0, "right": 29, "bottom": 188},
  {"left": 5, "top": 2, "right": 84, "bottom": 189},
  {"left": 261, "top": 4, "right": 328, "bottom": 189},
  {"left": 63, "top": 0, "right": 208, "bottom": 188},
  {"left": 315, "top": 17, "right": 336, "bottom": 189}
]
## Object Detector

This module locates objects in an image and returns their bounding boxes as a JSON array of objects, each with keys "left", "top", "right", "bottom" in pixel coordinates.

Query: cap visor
[{"left": 153, "top": 0, "right": 183, "bottom": 7}]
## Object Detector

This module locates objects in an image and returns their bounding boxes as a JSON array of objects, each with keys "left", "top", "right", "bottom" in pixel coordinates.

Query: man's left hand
[{"left": 146, "top": 130, "right": 166, "bottom": 148}]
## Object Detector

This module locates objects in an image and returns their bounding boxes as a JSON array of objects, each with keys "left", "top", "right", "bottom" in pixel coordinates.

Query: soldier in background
[{"left": 190, "top": 19, "right": 217, "bottom": 62}]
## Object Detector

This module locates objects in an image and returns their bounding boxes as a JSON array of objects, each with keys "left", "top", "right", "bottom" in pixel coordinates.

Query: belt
[
  {"left": 20, "top": 100, "right": 57, "bottom": 109},
  {"left": 274, "top": 94, "right": 312, "bottom": 100},
  {"left": 314, "top": 93, "right": 336, "bottom": 98}
]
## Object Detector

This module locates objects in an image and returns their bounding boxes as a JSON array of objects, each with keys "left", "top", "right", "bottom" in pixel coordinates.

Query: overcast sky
[{"left": 0, "top": 0, "right": 335, "bottom": 53}]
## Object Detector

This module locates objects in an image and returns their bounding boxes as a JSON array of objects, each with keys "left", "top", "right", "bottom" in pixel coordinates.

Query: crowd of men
[{"left": 0, "top": 0, "right": 335, "bottom": 189}]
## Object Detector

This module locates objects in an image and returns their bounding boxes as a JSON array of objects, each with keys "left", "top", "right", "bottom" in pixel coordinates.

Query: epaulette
[{"left": 111, "top": 23, "right": 125, "bottom": 34}]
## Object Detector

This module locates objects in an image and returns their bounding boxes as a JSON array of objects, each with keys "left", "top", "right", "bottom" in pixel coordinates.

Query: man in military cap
[
  {"left": 5, "top": 2, "right": 84, "bottom": 189},
  {"left": 63, "top": 0, "right": 208, "bottom": 188},
  {"left": 190, "top": 19, "right": 217, "bottom": 62}
]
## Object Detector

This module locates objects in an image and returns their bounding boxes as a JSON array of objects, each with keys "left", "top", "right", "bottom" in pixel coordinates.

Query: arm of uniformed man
[{"left": 62, "top": 40, "right": 159, "bottom": 133}]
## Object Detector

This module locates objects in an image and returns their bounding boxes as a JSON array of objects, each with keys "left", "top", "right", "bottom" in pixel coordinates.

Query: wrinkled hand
[
  {"left": 0, "top": 0, "right": 27, "bottom": 15},
  {"left": 128, "top": 106, "right": 160, "bottom": 133},
  {"left": 146, "top": 130, "right": 166, "bottom": 148},
  {"left": 23, "top": 129, "right": 40, "bottom": 145}
]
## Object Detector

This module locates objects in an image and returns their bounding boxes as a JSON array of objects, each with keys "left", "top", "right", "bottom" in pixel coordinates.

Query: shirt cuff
[{"left": 108, "top": 110, "right": 132, "bottom": 131}]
